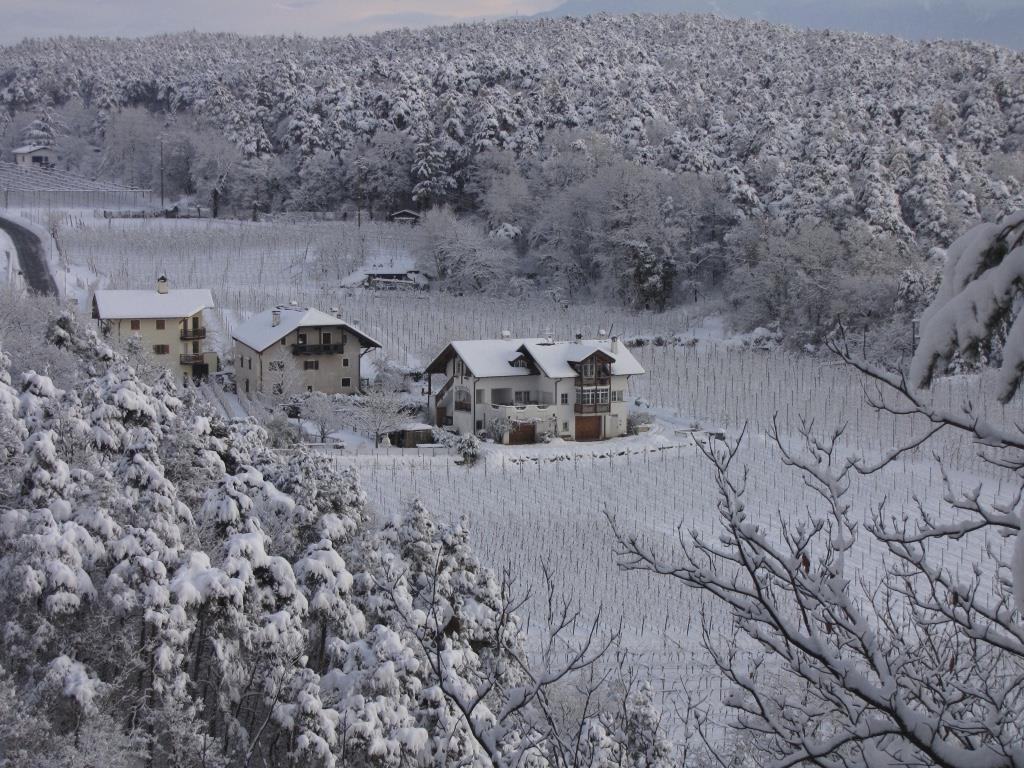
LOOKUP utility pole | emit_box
[159,137,165,209]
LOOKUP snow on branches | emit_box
[911,209,1024,401]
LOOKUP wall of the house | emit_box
[105,311,217,383]
[233,326,363,396]
[15,149,57,168]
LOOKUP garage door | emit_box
[575,415,602,441]
[509,423,536,445]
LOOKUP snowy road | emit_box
[0,214,57,296]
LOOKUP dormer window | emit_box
[581,361,595,378]
[511,357,531,369]
[297,332,307,346]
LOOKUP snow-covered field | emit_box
[44,210,1020,734]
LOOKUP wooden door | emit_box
[436,406,447,427]
[575,415,602,441]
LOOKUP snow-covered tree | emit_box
[911,209,1024,401]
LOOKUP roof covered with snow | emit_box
[425,338,645,379]
[341,255,427,287]
[520,341,644,378]
[93,288,214,319]
[12,144,53,155]
[231,305,382,353]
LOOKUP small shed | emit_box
[387,422,436,448]
[364,269,428,291]
[389,209,421,225]
[12,145,57,169]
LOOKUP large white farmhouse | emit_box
[424,336,645,443]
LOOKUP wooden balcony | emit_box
[291,343,345,356]
[575,403,611,414]
[180,353,206,365]
[180,327,207,341]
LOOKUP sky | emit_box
[0,0,1019,47]
[0,0,558,43]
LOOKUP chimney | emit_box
[598,328,607,338]
[575,331,583,341]
[156,275,168,295]
[611,335,620,353]
[289,300,298,307]
[272,309,281,327]
[500,330,512,340]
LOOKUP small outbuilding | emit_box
[12,145,57,169]
[387,422,436,448]
[389,209,421,225]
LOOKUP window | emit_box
[297,333,307,346]
[343,358,350,367]
[322,332,332,345]
[342,377,352,388]
[580,361,595,378]
[248,358,252,370]
[304,360,320,371]
[576,387,610,405]
[155,319,165,330]
[455,388,472,412]
[476,420,483,431]
[130,319,141,331]
[612,390,624,402]
[454,358,465,377]
[281,338,286,346]
[562,422,568,431]
[268,361,284,371]
[560,393,569,405]
[153,344,169,355]
[511,357,531,369]
[476,389,486,404]
[245,379,250,393]
[514,391,531,404]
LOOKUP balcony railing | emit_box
[291,343,345,356]
[575,403,611,414]
[180,327,207,341]
[180,353,206,365]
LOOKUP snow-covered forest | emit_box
[2,14,1024,340]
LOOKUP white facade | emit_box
[231,305,381,396]
[425,337,642,443]
[12,145,57,169]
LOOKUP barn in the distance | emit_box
[12,145,57,169]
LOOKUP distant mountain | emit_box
[537,0,1024,49]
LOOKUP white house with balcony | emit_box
[424,336,644,443]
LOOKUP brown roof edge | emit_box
[424,343,458,375]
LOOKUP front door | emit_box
[436,406,447,427]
